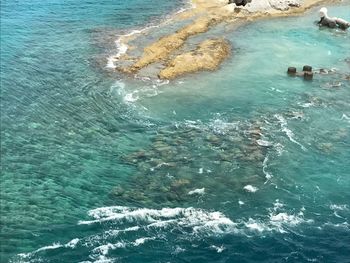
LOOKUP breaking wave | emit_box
[15,204,318,262]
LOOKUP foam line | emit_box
[275,114,306,151]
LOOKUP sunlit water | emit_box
[1,1,350,262]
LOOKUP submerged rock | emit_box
[111,186,125,197]
[316,142,334,153]
[171,179,190,189]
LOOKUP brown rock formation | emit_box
[126,16,223,73]
[158,38,230,79]
[114,0,340,79]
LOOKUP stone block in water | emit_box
[287,67,297,76]
[303,65,312,72]
[303,71,313,81]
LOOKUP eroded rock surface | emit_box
[159,38,230,79]
[125,16,223,74]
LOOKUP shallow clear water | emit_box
[1,1,350,262]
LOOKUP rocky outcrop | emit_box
[115,0,340,79]
[125,16,223,73]
[269,0,301,11]
[236,0,301,12]
[158,38,230,79]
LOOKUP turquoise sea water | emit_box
[1,0,350,262]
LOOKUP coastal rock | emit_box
[113,0,333,79]
[158,38,230,79]
[124,16,222,73]
[228,0,252,6]
[242,0,300,12]
[240,0,272,12]
[269,0,300,11]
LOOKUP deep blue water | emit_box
[1,0,350,262]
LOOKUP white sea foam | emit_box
[209,119,239,135]
[330,204,348,218]
[17,243,63,259]
[147,219,177,228]
[243,185,258,193]
[298,101,315,108]
[268,210,313,233]
[269,212,312,234]
[341,114,350,122]
[106,38,128,69]
[172,246,186,255]
[263,155,273,181]
[106,26,160,69]
[256,139,273,147]
[245,218,270,232]
[330,204,348,211]
[35,243,63,252]
[94,257,114,263]
[18,238,80,259]
[240,201,313,234]
[91,242,126,263]
[123,91,139,102]
[133,237,155,246]
[66,238,80,248]
[192,212,236,234]
[323,222,350,230]
[188,188,205,195]
[105,1,194,69]
[79,206,236,235]
[92,242,124,255]
[273,199,284,211]
[210,245,226,253]
[113,78,167,104]
[175,7,188,14]
[275,114,306,151]
[103,226,140,238]
[114,80,140,103]
[270,213,303,224]
[154,79,169,87]
[18,203,317,261]
[89,237,157,261]
[274,143,285,156]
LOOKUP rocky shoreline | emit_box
[113,0,340,80]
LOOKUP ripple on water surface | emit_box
[1,2,350,263]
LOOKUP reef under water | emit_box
[1,1,350,262]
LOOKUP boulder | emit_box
[228,0,252,6]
